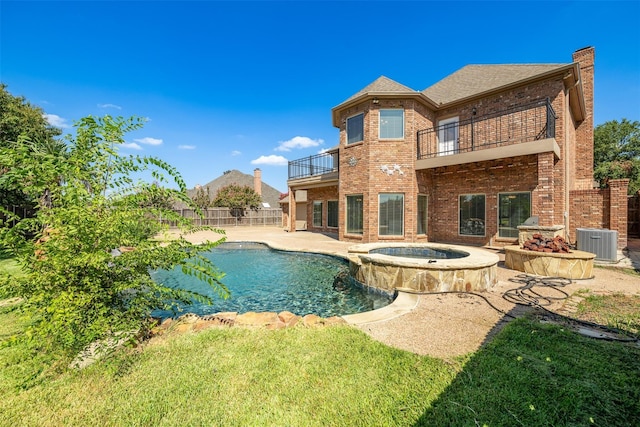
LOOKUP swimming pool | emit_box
[152,242,392,318]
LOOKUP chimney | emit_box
[572,46,595,184]
[253,168,262,196]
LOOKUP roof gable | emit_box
[422,63,571,106]
[340,75,418,104]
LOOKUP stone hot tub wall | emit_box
[504,245,595,279]
[347,243,499,293]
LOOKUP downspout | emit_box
[564,90,571,243]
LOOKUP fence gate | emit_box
[629,192,640,238]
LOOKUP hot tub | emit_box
[348,243,499,293]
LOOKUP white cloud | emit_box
[318,148,330,154]
[43,113,71,128]
[251,155,288,166]
[178,145,196,150]
[134,137,163,146]
[97,103,122,110]
[121,142,142,150]
[275,136,324,152]
[231,150,242,156]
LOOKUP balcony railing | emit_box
[417,98,556,160]
[288,152,339,180]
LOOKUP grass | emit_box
[1,256,639,426]
[0,300,639,426]
[576,292,640,338]
[419,316,640,426]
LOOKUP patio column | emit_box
[288,187,296,233]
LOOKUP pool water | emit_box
[152,242,392,318]
[370,246,469,259]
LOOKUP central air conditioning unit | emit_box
[576,228,618,262]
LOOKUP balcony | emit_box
[416,99,559,169]
[288,151,339,186]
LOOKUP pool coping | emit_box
[348,242,500,270]
[221,239,423,325]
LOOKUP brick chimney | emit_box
[253,168,262,196]
[572,46,595,185]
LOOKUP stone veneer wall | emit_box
[348,243,499,293]
[504,245,595,279]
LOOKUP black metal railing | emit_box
[288,151,339,180]
[417,98,556,160]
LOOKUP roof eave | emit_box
[331,92,438,127]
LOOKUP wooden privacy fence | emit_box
[164,207,283,228]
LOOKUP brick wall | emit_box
[324,48,614,247]
[573,47,595,186]
[307,186,339,233]
[422,155,539,246]
[569,179,629,249]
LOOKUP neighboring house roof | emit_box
[422,63,572,106]
[177,169,282,209]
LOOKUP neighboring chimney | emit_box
[253,168,262,196]
[572,46,595,185]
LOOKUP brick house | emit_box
[284,47,629,249]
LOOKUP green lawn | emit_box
[1,299,638,427]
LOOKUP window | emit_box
[459,194,485,236]
[438,117,459,155]
[379,193,404,236]
[379,109,404,139]
[498,192,531,238]
[347,113,364,144]
[417,194,428,235]
[313,201,323,228]
[346,195,363,234]
[327,200,338,228]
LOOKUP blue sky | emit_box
[1,1,639,193]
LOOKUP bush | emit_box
[0,115,229,355]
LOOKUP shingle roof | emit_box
[340,76,418,104]
[178,170,282,209]
[422,64,571,105]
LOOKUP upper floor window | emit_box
[379,109,404,139]
[347,113,364,144]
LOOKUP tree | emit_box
[212,184,262,209]
[0,84,62,148]
[0,84,64,212]
[594,119,640,194]
[192,186,211,210]
[0,115,228,356]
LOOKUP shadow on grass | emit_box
[414,304,640,426]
